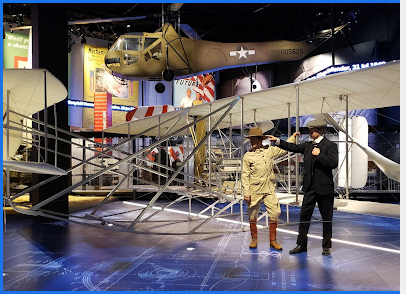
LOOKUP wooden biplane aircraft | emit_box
[3,62,400,234]
[104,22,347,83]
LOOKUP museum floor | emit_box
[3,200,400,291]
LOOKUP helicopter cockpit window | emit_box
[122,37,142,51]
[144,38,159,49]
[124,54,138,65]
[143,38,161,62]
[110,38,122,51]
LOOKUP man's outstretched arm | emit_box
[268,132,305,154]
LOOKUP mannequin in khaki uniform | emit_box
[242,127,298,249]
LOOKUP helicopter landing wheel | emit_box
[162,69,174,81]
[155,82,165,93]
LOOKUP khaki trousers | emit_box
[248,192,281,221]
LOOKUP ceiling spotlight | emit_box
[81,36,87,44]
[17,14,24,26]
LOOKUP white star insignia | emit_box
[236,46,248,59]
[230,47,255,59]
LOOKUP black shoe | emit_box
[289,244,307,254]
[322,248,331,256]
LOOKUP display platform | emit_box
[3,200,399,291]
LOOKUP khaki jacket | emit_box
[242,135,296,206]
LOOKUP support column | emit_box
[186,109,190,186]
[229,114,232,158]
[345,94,349,199]
[287,103,291,194]
[5,91,11,231]
[158,116,161,186]
[127,123,131,188]
[30,4,70,220]
[54,104,58,166]
[295,87,300,204]
[240,96,244,198]
[240,96,244,232]
[208,104,212,194]
[43,70,48,162]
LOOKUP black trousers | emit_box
[297,188,334,248]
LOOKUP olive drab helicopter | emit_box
[104,22,348,84]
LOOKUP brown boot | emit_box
[249,219,258,248]
[269,221,282,250]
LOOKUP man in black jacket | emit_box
[269,119,338,256]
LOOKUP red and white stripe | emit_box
[146,147,159,162]
[185,73,215,103]
[168,146,184,164]
[126,105,175,121]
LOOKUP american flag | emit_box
[184,73,215,103]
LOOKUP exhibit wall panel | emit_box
[3,31,29,69]
[69,37,140,129]
[81,44,139,128]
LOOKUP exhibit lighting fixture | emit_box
[276,228,400,254]
[123,201,265,228]
[17,14,24,26]
[254,3,271,13]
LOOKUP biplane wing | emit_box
[321,112,400,181]
[3,69,68,175]
[104,60,400,137]
[3,68,68,118]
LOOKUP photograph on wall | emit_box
[173,73,215,108]
[95,67,131,99]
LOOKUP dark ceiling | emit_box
[3,3,398,43]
